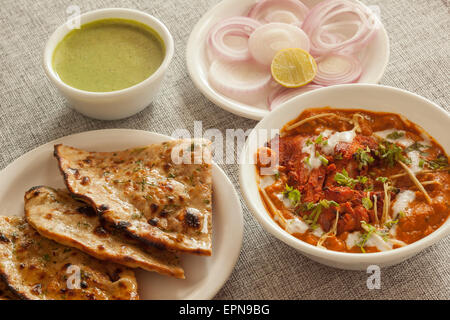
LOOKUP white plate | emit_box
[0,129,243,300]
[240,84,450,270]
[187,0,390,120]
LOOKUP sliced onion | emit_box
[268,84,324,110]
[208,60,272,103]
[248,0,310,24]
[320,29,347,45]
[312,54,362,86]
[248,23,310,66]
[207,17,261,62]
[302,0,379,56]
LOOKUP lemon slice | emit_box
[271,48,317,88]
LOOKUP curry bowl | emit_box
[43,8,174,120]
[240,84,450,270]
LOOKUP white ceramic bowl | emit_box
[240,84,450,270]
[43,8,174,120]
[187,0,390,120]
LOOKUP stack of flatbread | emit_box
[0,139,213,300]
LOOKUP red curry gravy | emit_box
[256,108,449,253]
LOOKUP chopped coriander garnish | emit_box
[357,176,369,184]
[138,178,155,191]
[319,155,329,165]
[334,153,343,160]
[274,171,280,180]
[384,219,398,229]
[386,131,404,140]
[362,197,373,210]
[355,147,374,169]
[304,156,310,166]
[358,221,390,252]
[358,221,376,253]
[283,184,302,207]
[376,176,389,184]
[404,142,429,155]
[131,213,142,219]
[301,200,338,229]
[334,169,358,188]
[419,159,425,168]
[376,141,410,167]
[426,155,448,170]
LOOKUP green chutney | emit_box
[52,18,165,92]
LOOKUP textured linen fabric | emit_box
[0,0,449,300]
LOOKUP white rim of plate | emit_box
[0,129,244,300]
[186,0,390,120]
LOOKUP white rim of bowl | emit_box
[43,8,174,97]
[240,84,450,263]
[186,0,390,120]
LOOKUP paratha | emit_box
[54,139,213,255]
[0,278,16,300]
[0,216,139,300]
[24,186,184,279]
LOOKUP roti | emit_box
[0,216,139,300]
[0,278,16,300]
[54,139,213,255]
[24,186,184,278]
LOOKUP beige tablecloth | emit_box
[0,0,449,299]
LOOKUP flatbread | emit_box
[25,186,184,278]
[0,216,139,300]
[54,139,213,255]
[0,278,16,300]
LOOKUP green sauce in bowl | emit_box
[52,18,165,92]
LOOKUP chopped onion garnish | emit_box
[207,17,261,61]
[248,0,310,24]
[248,22,310,66]
[313,54,362,86]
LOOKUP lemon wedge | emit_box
[271,48,317,88]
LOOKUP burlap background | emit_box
[0,0,448,299]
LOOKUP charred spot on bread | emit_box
[0,233,10,243]
[184,208,200,229]
[76,206,96,217]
